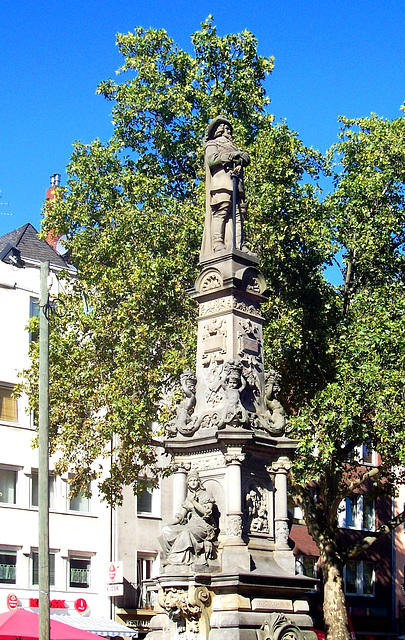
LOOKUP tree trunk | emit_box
[321,552,350,640]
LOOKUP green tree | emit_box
[24,17,274,501]
[20,19,405,640]
[250,113,405,639]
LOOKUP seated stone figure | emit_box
[159,471,217,566]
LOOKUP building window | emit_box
[344,561,375,595]
[362,497,375,530]
[32,551,55,586]
[295,555,318,579]
[29,297,39,343]
[0,552,17,584]
[0,386,18,423]
[345,496,357,528]
[136,553,157,608]
[137,482,160,517]
[69,485,90,513]
[361,445,374,464]
[137,487,153,514]
[340,495,375,531]
[0,468,17,504]
[31,472,55,509]
[69,557,90,588]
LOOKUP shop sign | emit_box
[74,598,88,614]
[7,594,18,610]
[104,583,124,596]
[29,599,66,609]
[106,561,123,584]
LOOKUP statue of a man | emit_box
[200,115,250,259]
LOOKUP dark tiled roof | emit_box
[0,223,69,269]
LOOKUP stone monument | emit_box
[145,116,317,640]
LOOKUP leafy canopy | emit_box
[22,21,405,534]
[24,18,277,502]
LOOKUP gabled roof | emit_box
[0,223,69,269]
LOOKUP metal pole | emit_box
[39,260,50,640]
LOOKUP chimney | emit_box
[45,173,61,202]
[45,174,62,250]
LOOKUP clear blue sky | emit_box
[1,0,404,237]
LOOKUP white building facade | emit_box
[0,224,113,623]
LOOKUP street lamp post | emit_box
[0,246,50,640]
[38,260,50,640]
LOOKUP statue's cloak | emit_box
[200,137,245,261]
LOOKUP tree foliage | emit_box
[19,18,405,640]
[23,18,275,502]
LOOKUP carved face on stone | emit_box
[187,473,201,491]
[228,373,240,389]
[181,370,196,391]
[214,122,232,140]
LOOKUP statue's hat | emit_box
[205,115,233,141]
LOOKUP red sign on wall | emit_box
[74,598,88,614]
[29,599,66,609]
[7,594,18,610]
[105,561,123,584]
[108,564,116,582]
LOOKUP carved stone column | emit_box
[171,462,190,518]
[271,456,291,550]
[224,451,245,542]
[220,450,250,572]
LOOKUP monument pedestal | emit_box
[147,571,316,640]
[148,245,316,640]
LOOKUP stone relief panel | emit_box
[258,613,306,640]
[158,585,210,638]
[201,318,227,370]
[190,455,225,471]
[216,360,249,428]
[245,484,269,534]
[198,295,261,318]
[240,267,268,296]
[238,318,261,357]
[199,297,233,317]
[237,319,264,414]
[233,295,261,317]
[274,521,290,547]
[199,270,222,292]
[227,514,243,538]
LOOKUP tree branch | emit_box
[293,484,325,544]
[370,179,393,215]
[330,466,379,520]
[342,247,356,317]
[331,254,345,277]
[345,466,379,494]
[347,509,405,559]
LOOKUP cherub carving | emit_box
[262,370,287,436]
[217,360,248,427]
[167,369,197,436]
